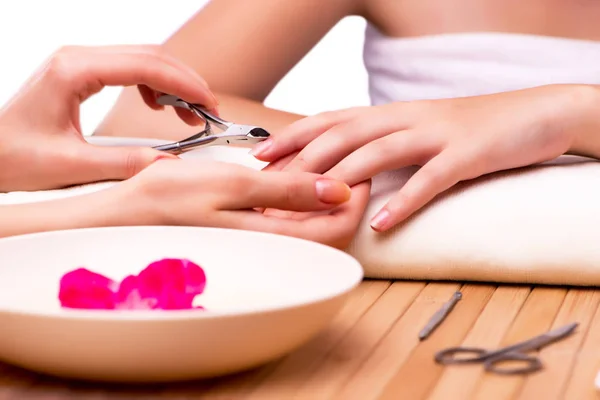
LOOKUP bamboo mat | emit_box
[1,280,599,399]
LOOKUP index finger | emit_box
[218,168,352,212]
[55,45,218,111]
[215,180,371,249]
[251,108,362,162]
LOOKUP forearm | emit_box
[94,0,360,140]
[95,90,304,141]
[162,0,359,101]
[0,185,152,239]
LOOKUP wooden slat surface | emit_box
[1,280,600,399]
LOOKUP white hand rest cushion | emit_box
[3,137,599,286]
[348,156,600,286]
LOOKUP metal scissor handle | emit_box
[434,322,578,375]
[434,347,542,375]
[157,94,231,132]
[152,95,270,154]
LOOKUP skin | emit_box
[94,0,600,236]
[0,45,215,192]
[0,45,361,247]
[0,160,357,245]
[96,0,600,142]
[257,84,600,230]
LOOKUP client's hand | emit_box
[251,84,600,232]
[0,45,217,192]
[118,159,361,248]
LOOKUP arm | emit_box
[0,186,142,239]
[95,0,363,140]
[0,160,357,247]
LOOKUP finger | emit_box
[174,107,204,126]
[81,45,211,89]
[370,154,463,232]
[261,177,370,231]
[137,84,204,126]
[72,143,177,182]
[258,151,313,217]
[250,108,364,162]
[219,170,352,212]
[256,152,299,213]
[137,85,163,111]
[47,45,217,110]
[215,180,371,249]
[325,129,438,186]
[261,151,299,172]
[280,109,412,175]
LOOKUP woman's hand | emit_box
[0,159,359,246]
[251,84,600,231]
[118,159,366,248]
[0,45,217,192]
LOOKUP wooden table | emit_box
[1,280,599,399]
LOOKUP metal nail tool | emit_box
[419,291,462,341]
[151,95,270,155]
[434,322,578,375]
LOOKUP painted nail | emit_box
[370,209,391,231]
[315,179,351,204]
[249,139,273,157]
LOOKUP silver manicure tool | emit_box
[151,95,270,155]
[435,322,578,375]
[419,291,462,341]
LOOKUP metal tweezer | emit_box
[151,95,270,155]
[419,291,462,341]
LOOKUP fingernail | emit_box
[370,209,391,231]
[249,139,273,157]
[315,179,351,204]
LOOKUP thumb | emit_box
[76,144,176,182]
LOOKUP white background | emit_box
[0,1,370,134]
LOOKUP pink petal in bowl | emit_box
[59,268,119,310]
[59,258,207,311]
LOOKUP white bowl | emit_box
[0,226,363,383]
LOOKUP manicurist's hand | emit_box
[251,84,600,232]
[0,45,217,192]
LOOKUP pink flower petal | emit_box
[59,259,207,311]
[136,258,206,309]
[139,258,206,295]
[59,268,118,310]
[115,275,157,310]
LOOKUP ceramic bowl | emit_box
[0,226,363,382]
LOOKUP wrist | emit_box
[106,180,166,226]
[116,174,171,226]
[563,84,600,159]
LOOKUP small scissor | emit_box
[434,322,578,375]
[151,95,270,155]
